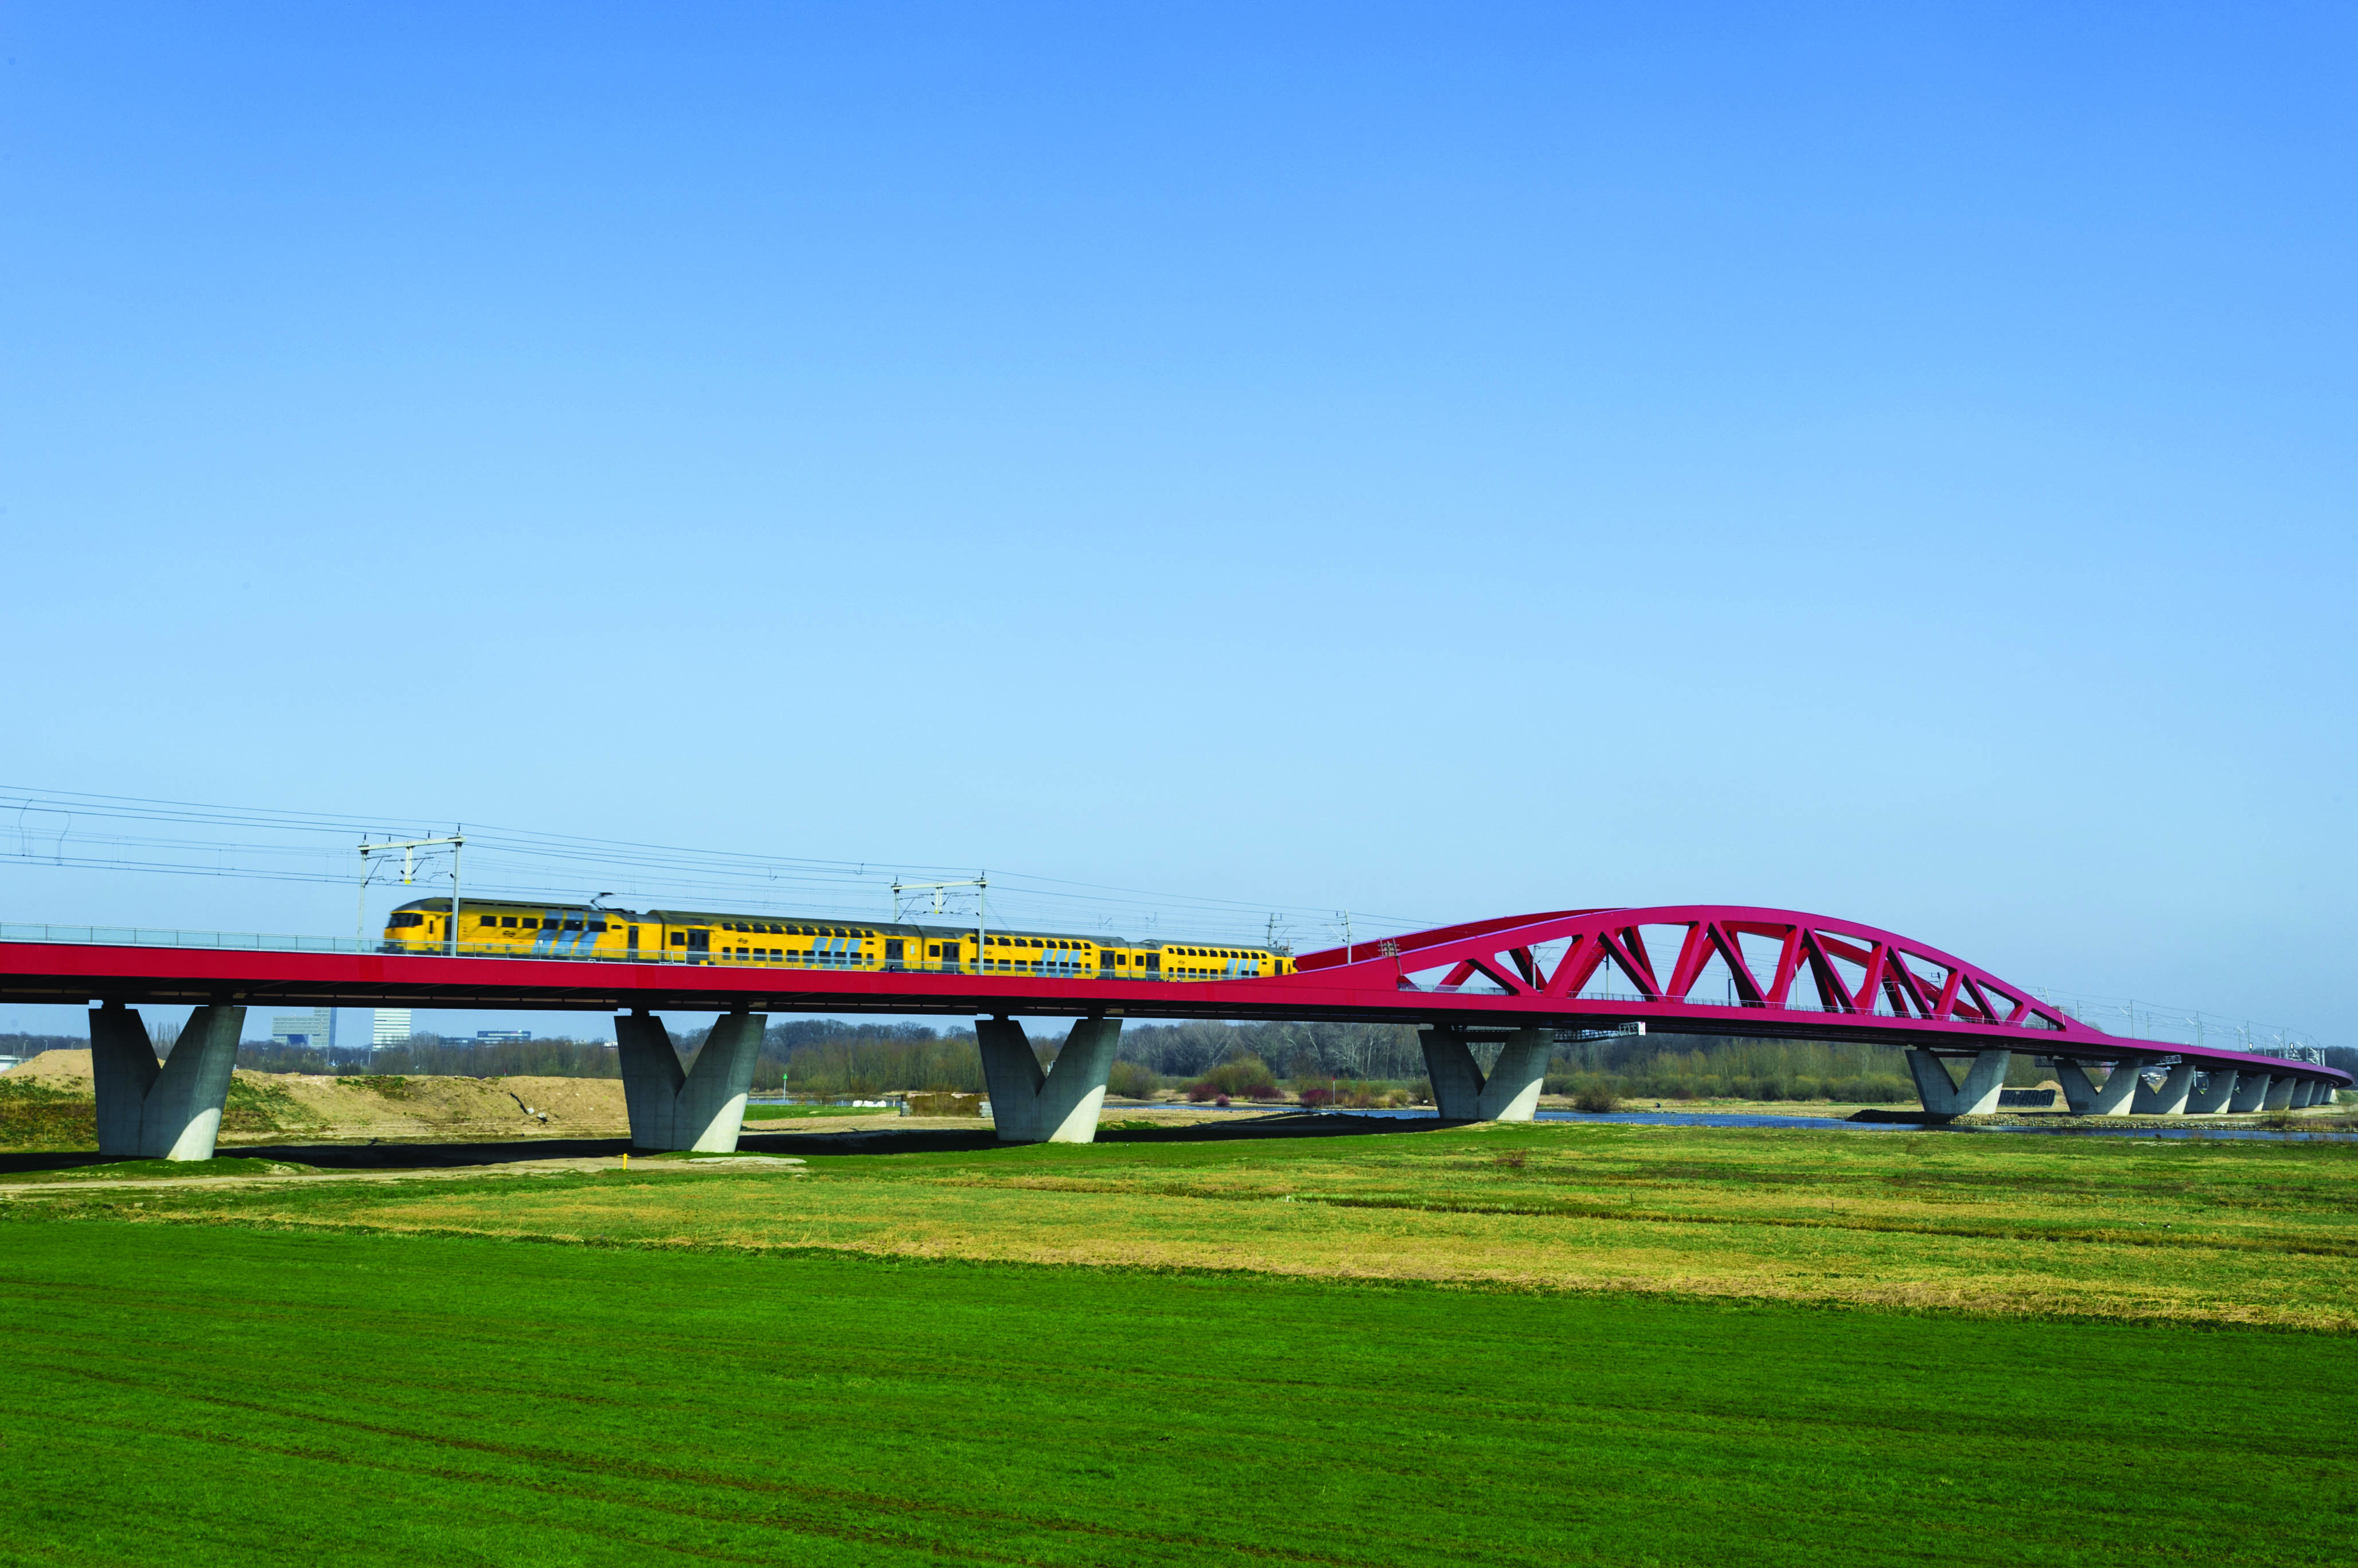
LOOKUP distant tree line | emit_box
[0,1033,85,1059]
[236,1035,623,1078]
[15,1020,2338,1106]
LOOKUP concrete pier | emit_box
[87,1001,245,1160]
[2228,1072,2275,1114]
[2054,1058,2146,1117]
[1421,1025,1552,1121]
[614,1009,765,1152]
[2184,1070,2238,1114]
[975,1016,1122,1143]
[2262,1075,2298,1112]
[1904,1049,2010,1117]
[2130,1061,2196,1116]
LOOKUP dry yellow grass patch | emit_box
[142,1122,2358,1331]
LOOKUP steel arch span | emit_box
[1274,905,2349,1089]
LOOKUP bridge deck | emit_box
[0,932,2343,1089]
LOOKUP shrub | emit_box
[1106,1060,1158,1100]
[1298,1086,1335,1108]
[1573,1085,1620,1113]
[1184,1054,1279,1102]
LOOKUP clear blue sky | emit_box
[2,4,2351,1045]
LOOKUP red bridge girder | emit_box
[0,904,2343,1089]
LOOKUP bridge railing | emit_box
[0,924,1257,984]
[0,922,377,956]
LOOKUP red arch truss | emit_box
[1277,905,2346,1086]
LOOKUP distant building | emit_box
[372,1008,414,1047]
[270,1009,335,1050]
[474,1029,532,1043]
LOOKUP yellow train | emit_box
[382,898,1294,980]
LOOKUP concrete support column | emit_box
[1420,1026,1552,1121]
[2262,1076,2298,1112]
[2055,1058,2146,1117]
[2228,1073,2275,1114]
[1904,1049,2010,1117]
[2184,1071,2236,1115]
[975,1016,1121,1143]
[2131,1061,2196,1116]
[614,1010,765,1151]
[88,1002,245,1160]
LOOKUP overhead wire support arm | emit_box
[892,873,987,972]
[358,830,465,956]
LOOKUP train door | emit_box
[885,938,904,970]
[686,928,710,964]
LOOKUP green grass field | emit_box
[3,1120,2352,1565]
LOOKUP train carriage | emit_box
[382,898,1294,980]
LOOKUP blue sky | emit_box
[2,3,2352,1046]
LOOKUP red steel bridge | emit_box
[3,904,2343,1157]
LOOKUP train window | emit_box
[670,932,688,945]
[564,920,583,931]
[474,916,494,928]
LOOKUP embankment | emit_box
[0,1050,628,1148]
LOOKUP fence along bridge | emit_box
[1,904,2343,1159]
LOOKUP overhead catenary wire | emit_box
[0,784,1434,949]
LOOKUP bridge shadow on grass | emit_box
[744,1110,1439,1159]
[0,1112,1435,1175]
[0,1137,643,1176]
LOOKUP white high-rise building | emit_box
[372,1008,414,1047]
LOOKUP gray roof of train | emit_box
[392,898,1270,952]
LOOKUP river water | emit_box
[1322,1106,2357,1143]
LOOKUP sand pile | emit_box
[4,1049,100,1087]
[2,1051,628,1143]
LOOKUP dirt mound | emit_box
[259,1073,627,1139]
[4,1049,97,1085]
[2,1053,627,1144]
